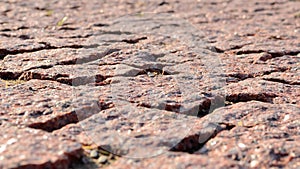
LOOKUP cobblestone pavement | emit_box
[0,0,299,168]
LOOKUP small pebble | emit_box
[90,150,99,159]
[238,143,247,149]
[250,160,259,168]
[98,155,108,164]
[283,114,290,121]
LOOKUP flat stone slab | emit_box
[201,101,300,168]
[225,78,300,105]
[78,104,200,158]
[103,101,300,168]
[0,79,75,131]
[0,79,112,131]
[0,123,82,169]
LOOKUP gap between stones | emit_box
[262,77,300,86]
[227,67,288,81]
[0,43,83,59]
[207,43,251,53]
[208,45,300,63]
[28,110,79,132]
[0,72,111,87]
[0,41,119,60]
[171,122,235,153]
[19,72,111,86]
[236,50,300,59]
[0,48,121,82]
[0,25,29,32]
[136,97,215,118]
[28,101,114,132]
[225,93,278,104]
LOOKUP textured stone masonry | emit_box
[0,0,299,168]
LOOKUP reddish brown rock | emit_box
[263,71,300,85]
[53,123,94,146]
[76,104,199,158]
[0,47,121,80]
[103,101,300,168]
[0,123,83,169]
[0,79,112,132]
[201,101,300,168]
[225,78,300,105]
[1,0,299,168]
[0,79,75,130]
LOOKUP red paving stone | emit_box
[0,0,299,168]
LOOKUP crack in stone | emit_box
[98,30,132,35]
[207,43,253,53]
[136,68,171,77]
[136,96,224,118]
[93,23,110,27]
[0,42,117,60]
[58,33,94,39]
[206,46,224,53]
[28,111,79,132]
[0,26,29,32]
[235,50,300,61]
[227,67,288,82]
[267,50,300,59]
[226,93,278,104]
[235,50,266,55]
[262,78,300,86]
[73,48,121,65]
[1,48,120,84]
[121,36,147,44]
[18,71,111,86]
[170,122,235,153]
[0,33,33,40]
[28,101,114,132]
[206,46,300,60]
[0,43,85,59]
[0,71,22,80]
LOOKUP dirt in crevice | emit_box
[70,145,119,169]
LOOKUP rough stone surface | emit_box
[0,0,299,168]
[0,123,83,169]
[0,79,76,130]
[200,101,300,168]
